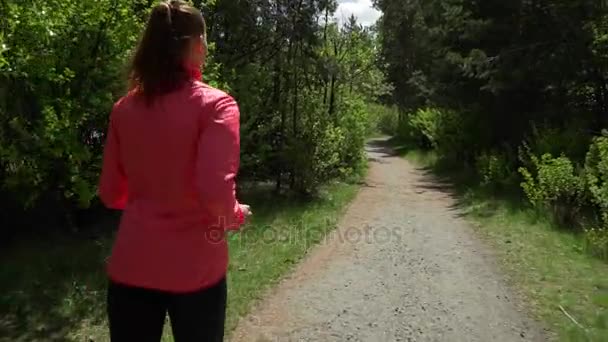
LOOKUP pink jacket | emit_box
[99,81,244,292]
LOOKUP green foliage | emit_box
[522,122,591,164]
[286,94,370,195]
[585,226,608,260]
[378,105,400,136]
[582,136,608,259]
[291,121,346,194]
[285,93,345,194]
[519,154,584,212]
[366,103,399,136]
[586,136,608,221]
[517,136,608,249]
[338,96,368,168]
[475,151,516,190]
[376,0,608,169]
[1,0,145,227]
[407,107,442,149]
[407,107,478,161]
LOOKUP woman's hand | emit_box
[239,204,253,218]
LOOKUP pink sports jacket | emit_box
[99,80,244,292]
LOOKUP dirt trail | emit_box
[230,138,548,342]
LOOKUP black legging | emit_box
[107,278,227,342]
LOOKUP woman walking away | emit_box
[98,1,251,341]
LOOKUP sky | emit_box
[335,0,381,27]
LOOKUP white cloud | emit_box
[335,0,381,27]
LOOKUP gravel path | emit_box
[230,138,548,342]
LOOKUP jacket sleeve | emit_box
[98,107,129,209]
[196,94,244,230]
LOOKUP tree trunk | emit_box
[328,75,336,117]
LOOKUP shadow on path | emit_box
[367,138,470,218]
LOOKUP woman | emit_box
[98,1,250,341]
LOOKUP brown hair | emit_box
[129,1,206,103]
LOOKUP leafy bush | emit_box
[519,154,585,225]
[585,136,608,221]
[407,107,479,162]
[580,136,608,259]
[366,103,399,136]
[0,0,144,228]
[284,92,370,195]
[407,107,441,148]
[518,135,608,251]
[476,151,517,190]
[338,96,368,172]
[287,119,345,195]
[288,95,372,195]
[379,106,400,136]
[584,227,608,260]
[521,121,591,164]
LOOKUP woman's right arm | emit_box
[196,94,244,230]
[99,106,129,210]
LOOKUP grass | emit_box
[390,139,608,342]
[0,181,359,342]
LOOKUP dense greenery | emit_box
[375,0,608,258]
[0,0,388,235]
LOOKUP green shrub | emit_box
[407,107,479,162]
[476,151,517,189]
[361,102,402,137]
[367,104,399,136]
[408,107,440,148]
[396,113,413,140]
[338,96,368,172]
[286,91,370,195]
[519,154,585,225]
[379,107,399,136]
[585,136,608,221]
[521,121,591,164]
[584,227,608,260]
[287,120,345,195]
[580,136,608,259]
[518,135,608,249]
[0,0,144,218]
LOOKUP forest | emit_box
[0,0,389,238]
[375,0,608,258]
